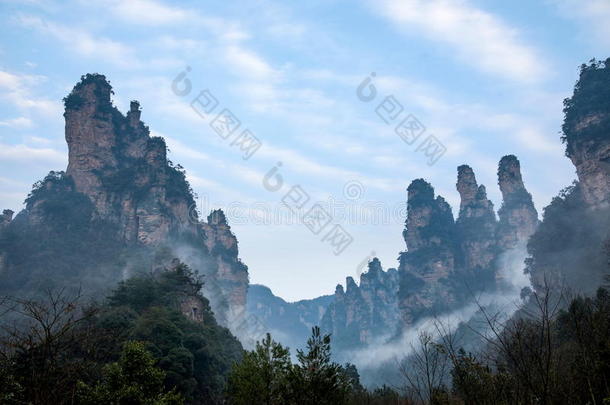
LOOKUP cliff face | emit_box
[62,75,193,244]
[563,59,610,210]
[321,258,399,349]
[397,156,538,326]
[0,74,248,331]
[201,210,249,327]
[527,59,610,295]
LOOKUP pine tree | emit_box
[227,333,291,405]
[76,341,183,405]
[289,326,350,405]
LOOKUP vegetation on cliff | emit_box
[562,58,610,154]
[0,262,242,404]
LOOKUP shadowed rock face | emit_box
[0,74,249,330]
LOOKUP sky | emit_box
[0,0,609,302]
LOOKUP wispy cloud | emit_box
[15,15,140,68]
[0,142,65,166]
[550,0,610,47]
[106,0,192,26]
[0,116,33,128]
[0,70,61,116]
[368,0,548,83]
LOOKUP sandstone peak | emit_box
[208,209,228,226]
[497,155,538,249]
[366,257,382,274]
[63,73,113,112]
[407,178,434,204]
[457,164,478,211]
[562,59,610,208]
[0,73,250,332]
[345,276,358,292]
[498,155,527,201]
[1,209,13,222]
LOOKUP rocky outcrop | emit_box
[322,258,399,349]
[526,59,610,296]
[397,158,538,327]
[0,74,249,331]
[0,210,12,230]
[562,59,610,210]
[201,210,249,329]
[63,76,193,244]
[398,179,457,325]
[455,165,496,273]
[497,155,539,250]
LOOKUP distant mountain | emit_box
[247,284,333,351]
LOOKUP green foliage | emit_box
[446,288,610,405]
[227,333,292,405]
[0,360,23,404]
[562,58,610,155]
[450,349,513,405]
[526,182,610,292]
[227,327,354,405]
[77,341,183,405]
[63,73,114,111]
[290,326,351,405]
[553,288,610,404]
[109,263,203,312]
[0,171,126,296]
[166,161,196,206]
[98,263,243,404]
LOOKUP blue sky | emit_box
[1,0,609,301]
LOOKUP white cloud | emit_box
[0,142,65,166]
[0,70,61,116]
[550,0,610,46]
[369,0,548,83]
[161,134,212,161]
[24,135,54,145]
[0,117,33,128]
[100,0,249,42]
[515,127,563,154]
[16,15,139,68]
[257,143,403,192]
[224,45,277,80]
[107,0,191,25]
[371,73,563,155]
